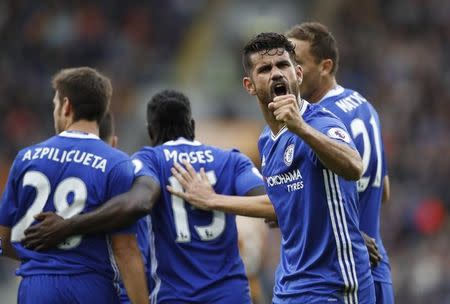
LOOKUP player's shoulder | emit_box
[258,125,272,145]
[133,145,157,156]
[196,143,246,162]
[14,135,58,160]
[322,85,378,115]
[303,100,341,123]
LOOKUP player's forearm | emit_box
[294,123,363,180]
[3,246,20,261]
[209,194,277,220]
[0,226,20,261]
[112,235,149,304]
[66,177,160,236]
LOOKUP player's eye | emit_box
[257,65,270,73]
[278,61,290,68]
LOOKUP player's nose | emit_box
[271,70,284,81]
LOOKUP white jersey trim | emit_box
[106,236,122,295]
[299,99,308,116]
[59,130,100,140]
[148,216,161,303]
[270,125,288,141]
[318,85,345,103]
[323,170,358,304]
[163,137,202,146]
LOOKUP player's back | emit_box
[133,137,264,304]
[320,85,391,283]
[5,130,135,280]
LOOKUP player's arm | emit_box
[0,159,20,260]
[0,226,19,261]
[22,176,160,251]
[112,233,149,304]
[382,175,390,204]
[168,161,276,220]
[269,95,362,180]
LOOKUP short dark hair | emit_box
[99,111,114,142]
[52,67,112,123]
[285,22,339,74]
[147,90,194,145]
[242,32,296,75]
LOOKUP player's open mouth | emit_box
[273,83,287,96]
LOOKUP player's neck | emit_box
[65,120,99,136]
[310,77,337,103]
[259,100,286,135]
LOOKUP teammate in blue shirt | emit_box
[0,67,148,304]
[99,112,152,304]
[22,89,271,304]
[286,22,393,304]
[169,33,375,304]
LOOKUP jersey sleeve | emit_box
[307,109,357,165]
[231,150,265,196]
[131,150,161,186]
[314,111,356,148]
[105,159,137,235]
[0,158,20,227]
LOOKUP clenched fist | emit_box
[268,94,306,133]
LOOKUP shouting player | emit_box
[0,67,148,303]
[168,33,375,303]
[285,22,393,303]
[22,89,273,303]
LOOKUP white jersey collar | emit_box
[59,130,100,140]
[163,137,202,146]
[318,85,345,103]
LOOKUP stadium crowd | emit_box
[0,0,449,303]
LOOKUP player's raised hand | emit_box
[268,94,306,133]
[22,212,69,251]
[167,160,216,210]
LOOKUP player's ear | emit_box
[147,123,155,145]
[190,119,196,139]
[62,97,71,117]
[320,59,333,76]
[111,135,118,148]
[243,77,256,96]
[295,64,303,85]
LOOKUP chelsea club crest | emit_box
[284,144,295,166]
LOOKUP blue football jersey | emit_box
[259,101,374,303]
[132,137,264,304]
[0,131,136,283]
[320,85,391,284]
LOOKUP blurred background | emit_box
[0,0,449,303]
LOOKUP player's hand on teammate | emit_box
[361,232,382,267]
[22,212,68,251]
[268,94,306,133]
[167,160,215,210]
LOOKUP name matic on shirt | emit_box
[22,147,108,172]
[266,169,304,192]
[335,92,367,113]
